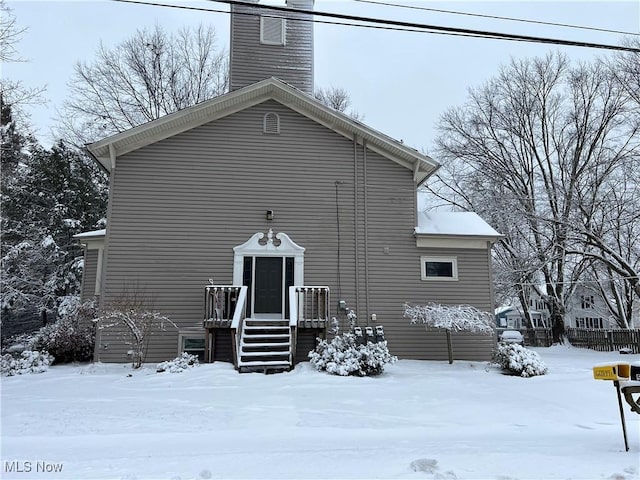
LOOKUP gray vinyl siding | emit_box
[80,249,99,302]
[230,2,313,94]
[99,100,494,363]
[295,328,323,364]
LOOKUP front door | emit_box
[254,257,283,315]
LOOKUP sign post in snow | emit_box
[592,362,637,452]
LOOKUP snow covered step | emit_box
[240,350,290,357]
[238,360,291,367]
[241,342,290,348]
[243,325,289,331]
[242,333,290,339]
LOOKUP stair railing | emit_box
[230,286,248,369]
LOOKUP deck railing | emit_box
[204,285,245,326]
[203,285,247,367]
[289,286,330,327]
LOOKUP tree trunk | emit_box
[446,330,454,364]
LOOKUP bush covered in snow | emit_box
[28,301,97,363]
[309,333,397,376]
[156,352,199,373]
[492,343,548,378]
[1,350,54,376]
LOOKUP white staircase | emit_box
[238,318,292,372]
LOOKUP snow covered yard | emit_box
[2,346,639,480]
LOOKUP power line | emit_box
[210,0,639,52]
[108,0,533,43]
[110,0,640,52]
[353,0,640,38]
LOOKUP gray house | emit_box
[77,0,501,371]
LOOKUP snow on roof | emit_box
[73,229,106,239]
[415,211,502,237]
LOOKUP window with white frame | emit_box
[421,256,458,281]
[260,16,286,45]
[178,334,206,361]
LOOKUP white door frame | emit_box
[233,229,305,317]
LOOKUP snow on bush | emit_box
[492,343,548,378]
[1,350,54,376]
[29,301,97,364]
[156,353,199,373]
[404,303,494,333]
[309,333,397,377]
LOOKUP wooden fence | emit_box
[567,328,640,354]
[496,328,553,347]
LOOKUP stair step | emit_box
[240,350,290,357]
[242,342,290,348]
[242,334,290,339]
[243,325,289,333]
[238,360,291,367]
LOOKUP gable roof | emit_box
[86,77,439,184]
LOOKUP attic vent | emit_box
[263,112,280,134]
[261,16,286,45]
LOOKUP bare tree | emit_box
[96,287,176,369]
[57,24,228,145]
[0,0,45,123]
[426,52,639,342]
[404,303,494,364]
[315,86,362,121]
[0,0,26,63]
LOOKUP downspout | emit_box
[363,139,370,325]
[353,134,360,316]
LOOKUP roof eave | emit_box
[414,232,504,242]
[86,77,441,180]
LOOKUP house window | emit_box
[178,334,206,361]
[421,256,458,281]
[263,112,280,134]
[576,317,604,329]
[261,16,286,45]
[581,295,595,309]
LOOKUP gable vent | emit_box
[263,112,280,134]
[261,16,286,45]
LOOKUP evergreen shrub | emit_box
[492,343,548,378]
[309,333,397,376]
[156,352,199,373]
[28,301,97,364]
[1,350,54,376]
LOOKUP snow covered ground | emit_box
[2,345,639,480]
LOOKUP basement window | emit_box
[263,112,280,134]
[178,334,206,362]
[421,256,458,281]
[261,16,286,45]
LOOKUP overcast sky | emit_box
[4,0,639,153]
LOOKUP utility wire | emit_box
[354,0,640,38]
[109,0,535,43]
[110,0,640,52]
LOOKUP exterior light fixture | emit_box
[266,210,274,221]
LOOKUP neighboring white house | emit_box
[565,286,613,329]
[495,284,549,330]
